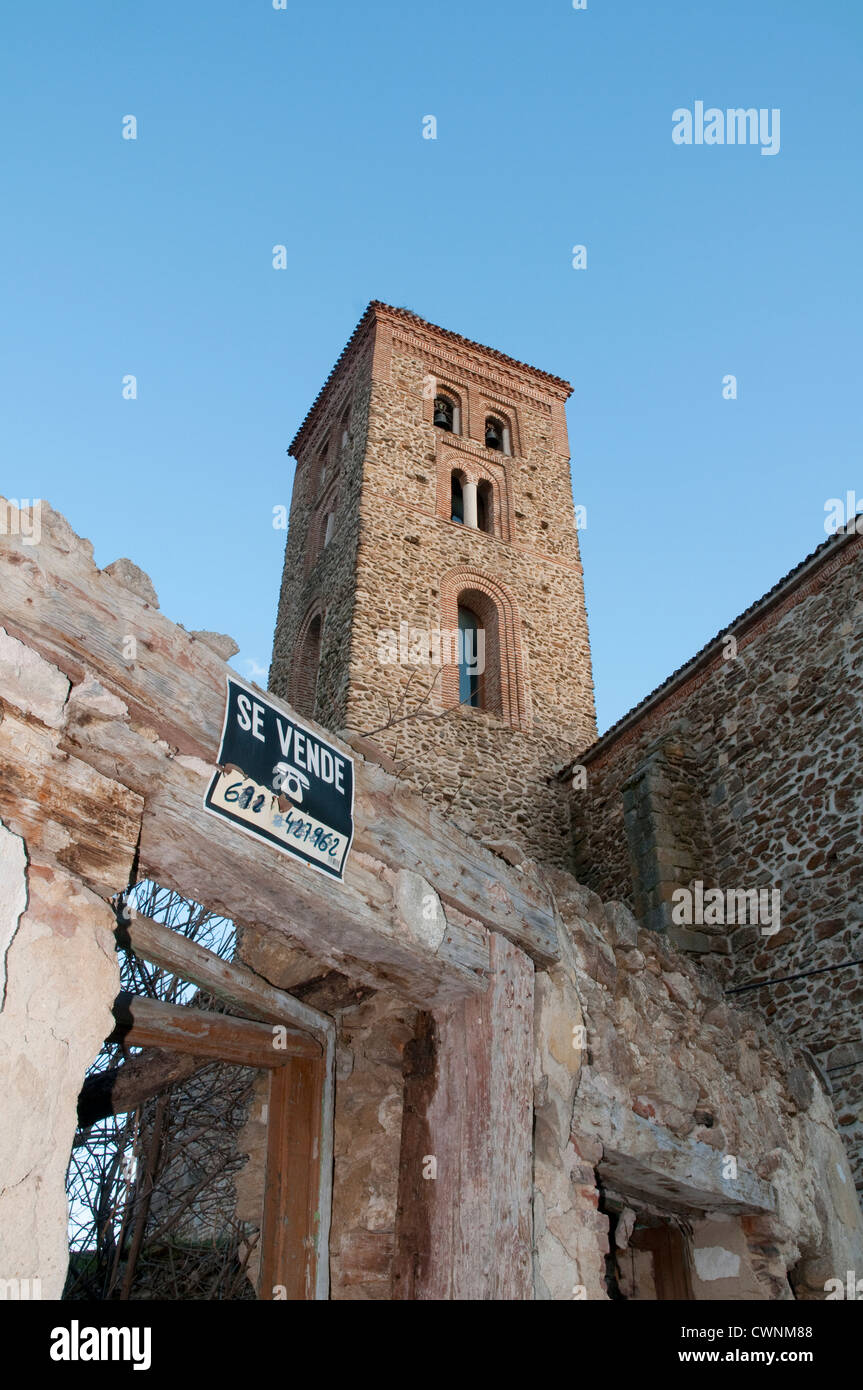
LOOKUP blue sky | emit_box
[1,1,860,731]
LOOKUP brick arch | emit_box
[439,568,529,729]
[304,508,326,578]
[424,377,468,437]
[480,398,520,455]
[289,600,325,719]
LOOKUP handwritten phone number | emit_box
[223,781,342,860]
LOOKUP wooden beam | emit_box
[119,910,333,1037]
[0,501,558,983]
[260,1057,325,1300]
[393,933,535,1300]
[351,765,557,963]
[0,706,141,899]
[108,993,322,1067]
[65,700,487,1007]
[76,1047,206,1129]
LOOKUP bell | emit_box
[434,399,453,431]
[485,421,503,450]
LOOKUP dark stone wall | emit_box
[569,534,863,1190]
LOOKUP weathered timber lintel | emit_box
[108,992,321,1067]
[76,1048,207,1130]
[118,909,332,1039]
[0,500,559,1008]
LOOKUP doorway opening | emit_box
[64,880,330,1300]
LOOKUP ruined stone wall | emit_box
[3,494,860,1304]
[534,874,863,1300]
[568,534,863,1191]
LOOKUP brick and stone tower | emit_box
[270,302,596,863]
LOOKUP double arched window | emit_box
[431,391,514,454]
[450,470,494,535]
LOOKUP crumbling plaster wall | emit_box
[532,871,863,1300]
[0,628,136,1299]
[0,851,120,1298]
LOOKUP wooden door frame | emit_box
[260,1058,326,1300]
[628,1222,694,1301]
[111,908,336,1300]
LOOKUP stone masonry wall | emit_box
[619,731,715,939]
[568,534,863,1192]
[269,329,374,733]
[534,873,863,1300]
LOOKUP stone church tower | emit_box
[270,302,596,862]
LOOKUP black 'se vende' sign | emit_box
[204,676,354,880]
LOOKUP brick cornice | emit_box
[391,329,563,408]
[290,302,572,459]
[290,313,376,459]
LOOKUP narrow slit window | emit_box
[451,473,464,524]
[477,480,493,534]
[458,605,482,707]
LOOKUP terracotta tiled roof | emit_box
[289,301,573,457]
[558,521,863,774]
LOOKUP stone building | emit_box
[265,303,863,1294]
[270,301,595,865]
[562,521,863,1195]
[0,308,860,1302]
